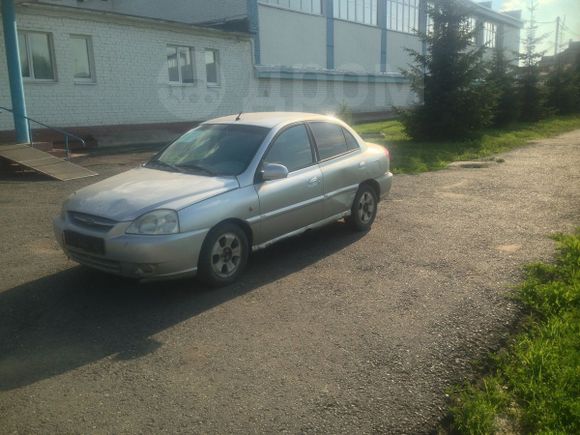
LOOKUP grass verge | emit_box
[354,115,580,174]
[446,230,580,434]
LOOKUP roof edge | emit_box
[16,1,252,40]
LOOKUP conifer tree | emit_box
[518,0,546,121]
[487,47,520,126]
[401,0,496,140]
[546,61,577,115]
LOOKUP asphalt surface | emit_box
[0,131,579,434]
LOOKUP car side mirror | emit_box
[261,163,289,181]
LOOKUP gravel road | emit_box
[1,131,579,434]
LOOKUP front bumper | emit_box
[53,216,208,280]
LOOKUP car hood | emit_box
[65,167,239,221]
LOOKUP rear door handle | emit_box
[359,161,366,168]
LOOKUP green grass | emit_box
[354,115,580,174]
[447,230,580,434]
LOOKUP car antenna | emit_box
[235,111,243,121]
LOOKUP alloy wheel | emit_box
[210,232,242,278]
[358,191,375,224]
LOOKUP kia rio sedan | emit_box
[54,112,392,286]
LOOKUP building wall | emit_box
[0,2,521,138]
[502,23,520,61]
[119,0,248,24]
[0,8,256,131]
[386,31,422,73]
[258,4,326,68]
[334,20,381,73]
[247,78,415,114]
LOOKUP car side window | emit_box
[263,124,314,172]
[309,122,349,160]
[343,128,360,150]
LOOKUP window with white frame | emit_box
[205,49,219,86]
[426,14,433,35]
[483,22,497,48]
[466,17,478,44]
[71,35,95,82]
[260,0,323,15]
[167,45,195,84]
[18,31,56,80]
[386,0,419,34]
[333,0,378,26]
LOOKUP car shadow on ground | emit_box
[0,221,364,391]
[0,165,54,181]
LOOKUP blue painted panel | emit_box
[247,0,261,65]
[378,0,387,73]
[325,0,334,69]
[419,0,427,58]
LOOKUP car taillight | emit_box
[383,146,390,161]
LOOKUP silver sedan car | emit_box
[54,112,392,286]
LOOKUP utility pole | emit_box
[554,16,560,56]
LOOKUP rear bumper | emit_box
[53,217,208,280]
[376,172,393,200]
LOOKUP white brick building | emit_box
[0,0,522,145]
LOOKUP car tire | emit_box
[347,184,378,232]
[198,222,249,287]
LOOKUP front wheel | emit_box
[347,184,378,232]
[198,223,249,287]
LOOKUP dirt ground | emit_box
[0,131,579,434]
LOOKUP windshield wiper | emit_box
[145,160,185,173]
[175,163,216,176]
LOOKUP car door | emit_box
[309,122,369,218]
[254,123,325,245]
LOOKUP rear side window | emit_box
[264,124,314,172]
[343,128,360,150]
[309,122,348,160]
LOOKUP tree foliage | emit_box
[518,0,546,121]
[400,0,496,141]
[487,47,520,126]
[546,65,578,115]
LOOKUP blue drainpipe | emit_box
[1,0,30,143]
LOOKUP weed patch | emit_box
[354,115,580,174]
[447,230,580,434]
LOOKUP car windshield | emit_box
[147,124,270,176]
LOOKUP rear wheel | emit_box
[198,223,249,287]
[347,184,378,232]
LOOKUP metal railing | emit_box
[0,105,86,160]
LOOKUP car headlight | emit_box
[126,210,180,235]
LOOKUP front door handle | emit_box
[359,161,366,168]
[308,176,320,185]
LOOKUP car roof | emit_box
[204,112,344,129]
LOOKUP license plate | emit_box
[64,230,105,255]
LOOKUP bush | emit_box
[336,101,353,125]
